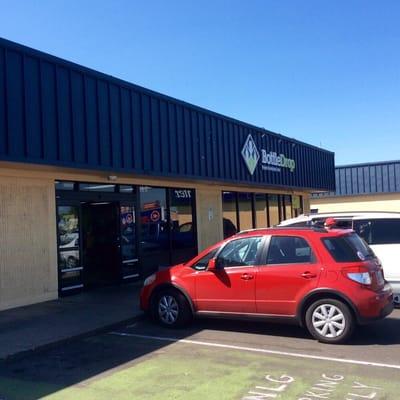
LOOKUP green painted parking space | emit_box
[0,332,398,400]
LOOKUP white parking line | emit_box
[109,331,400,370]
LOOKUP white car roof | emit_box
[280,211,400,226]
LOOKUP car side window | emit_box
[266,236,314,265]
[192,248,219,271]
[217,237,263,268]
[354,219,400,245]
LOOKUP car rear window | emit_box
[322,233,375,262]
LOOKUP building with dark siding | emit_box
[0,37,334,310]
[311,160,400,213]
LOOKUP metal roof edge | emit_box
[336,160,400,169]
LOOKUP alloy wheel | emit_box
[312,304,346,338]
[158,295,179,325]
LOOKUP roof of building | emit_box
[312,160,400,198]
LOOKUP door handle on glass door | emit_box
[241,273,254,280]
[301,271,317,279]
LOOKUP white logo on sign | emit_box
[241,134,260,175]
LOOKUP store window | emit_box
[254,193,268,228]
[222,192,238,238]
[268,194,280,226]
[292,195,303,217]
[284,195,292,220]
[238,192,254,231]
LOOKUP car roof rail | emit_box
[237,226,328,235]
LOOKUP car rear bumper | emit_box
[357,284,394,324]
[388,281,400,305]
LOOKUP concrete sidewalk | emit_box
[0,282,144,360]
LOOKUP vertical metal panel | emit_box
[84,76,99,166]
[210,117,218,177]
[24,56,42,159]
[41,61,58,160]
[70,71,86,164]
[232,124,239,181]
[216,118,224,178]
[395,164,400,192]
[159,99,169,173]
[357,167,364,193]
[56,66,73,162]
[109,84,122,168]
[363,166,370,194]
[376,165,383,192]
[6,50,25,157]
[334,169,340,195]
[388,164,395,192]
[191,110,200,176]
[175,104,185,174]
[167,102,177,174]
[204,114,212,177]
[141,94,151,171]
[339,168,346,195]
[131,91,143,171]
[370,166,377,193]
[183,108,192,175]
[150,97,161,172]
[198,112,206,176]
[97,80,111,166]
[120,88,133,169]
[0,47,6,155]
[351,168,358,194]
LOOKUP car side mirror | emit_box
[207,258,217,271]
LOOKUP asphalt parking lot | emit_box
[0,309,399,400]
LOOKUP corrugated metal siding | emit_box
[313,161,400,197]
[0,38,334,191]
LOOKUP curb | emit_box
[0,312,146,362]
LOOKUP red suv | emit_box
[140,227,394,343]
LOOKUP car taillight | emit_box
[347,272,372,285]
[343,266,372,286]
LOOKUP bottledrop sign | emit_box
[241,134,296,175]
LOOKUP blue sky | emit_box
[0,1,399,165]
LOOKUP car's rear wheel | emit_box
[152,288,192,328]
[305,299,355,344]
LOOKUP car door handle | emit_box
[301,271,317,279]
[241,273,254,280]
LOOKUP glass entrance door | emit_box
[57,205,83,293]
[120,202,139,279]
[82,202,120,287]
[139,187,170,275]
[139,186,198,276]
[170,188,197,265]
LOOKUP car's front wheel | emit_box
[152,288,192,328]
[305,299,355,344]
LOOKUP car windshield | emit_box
[322,233,375,262]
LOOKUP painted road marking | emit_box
[109,331,400,370]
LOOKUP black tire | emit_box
[305,298,355,344]
[151,288,193,328]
